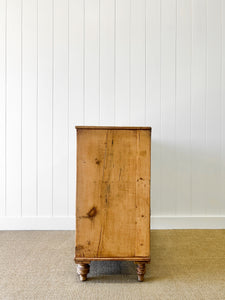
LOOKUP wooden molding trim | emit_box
[74,257,151,263]
[75,126,152,130]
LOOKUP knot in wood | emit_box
[87,206,97,218]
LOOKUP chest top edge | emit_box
[75,126,152,131]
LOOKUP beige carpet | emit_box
[0,230,224,300]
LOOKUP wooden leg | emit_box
[77,263,90,281]
[135,262,146,282]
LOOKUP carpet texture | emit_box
[0,230,224,300]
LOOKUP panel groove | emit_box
[189,0,193,214]
[36,0,38,217]
[51,0,54,217]
[67,0,69,217]
[222,0,225,214]
[114,0,116,124]
[0,0,7,216]
[4,0,7,217]
[144,0,146,126]
[159,0,162,213]
[129,0,131,125]
[174,0,177,215]
[99,0,102,124]
[20,0,23,217]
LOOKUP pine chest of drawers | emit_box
[74,126,151,281]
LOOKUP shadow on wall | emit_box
[151,138,225,216]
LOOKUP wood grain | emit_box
[135,130,151,256]
[75,128,151,260]
[74,257,150,263]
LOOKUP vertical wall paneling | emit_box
[176,0,191,215]
[206,0,222,214]
[6,0,22,216]
[21,0,37,216]
[130,0,146,125]
[222,0,225,215]
[114,0,130,125]
[0,0,6,216]
[146,0,161,216]
[99,0,115,125]
[0,0,225,228]
[84,0,100,125]
[37,0,53,216]
[160,0,176,215]
[68,0,84,216]
[191,0,207,214]
[52,0,69,216]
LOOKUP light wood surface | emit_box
[75,126,152,130]
[74,257,150,263]
[75,128,151,262]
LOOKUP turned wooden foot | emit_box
[135,262,146,282]
[77,263,90,281]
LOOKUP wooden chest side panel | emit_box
[135,130,151,256]
[75,129,150,259]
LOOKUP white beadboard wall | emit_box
[0,0,225,230]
